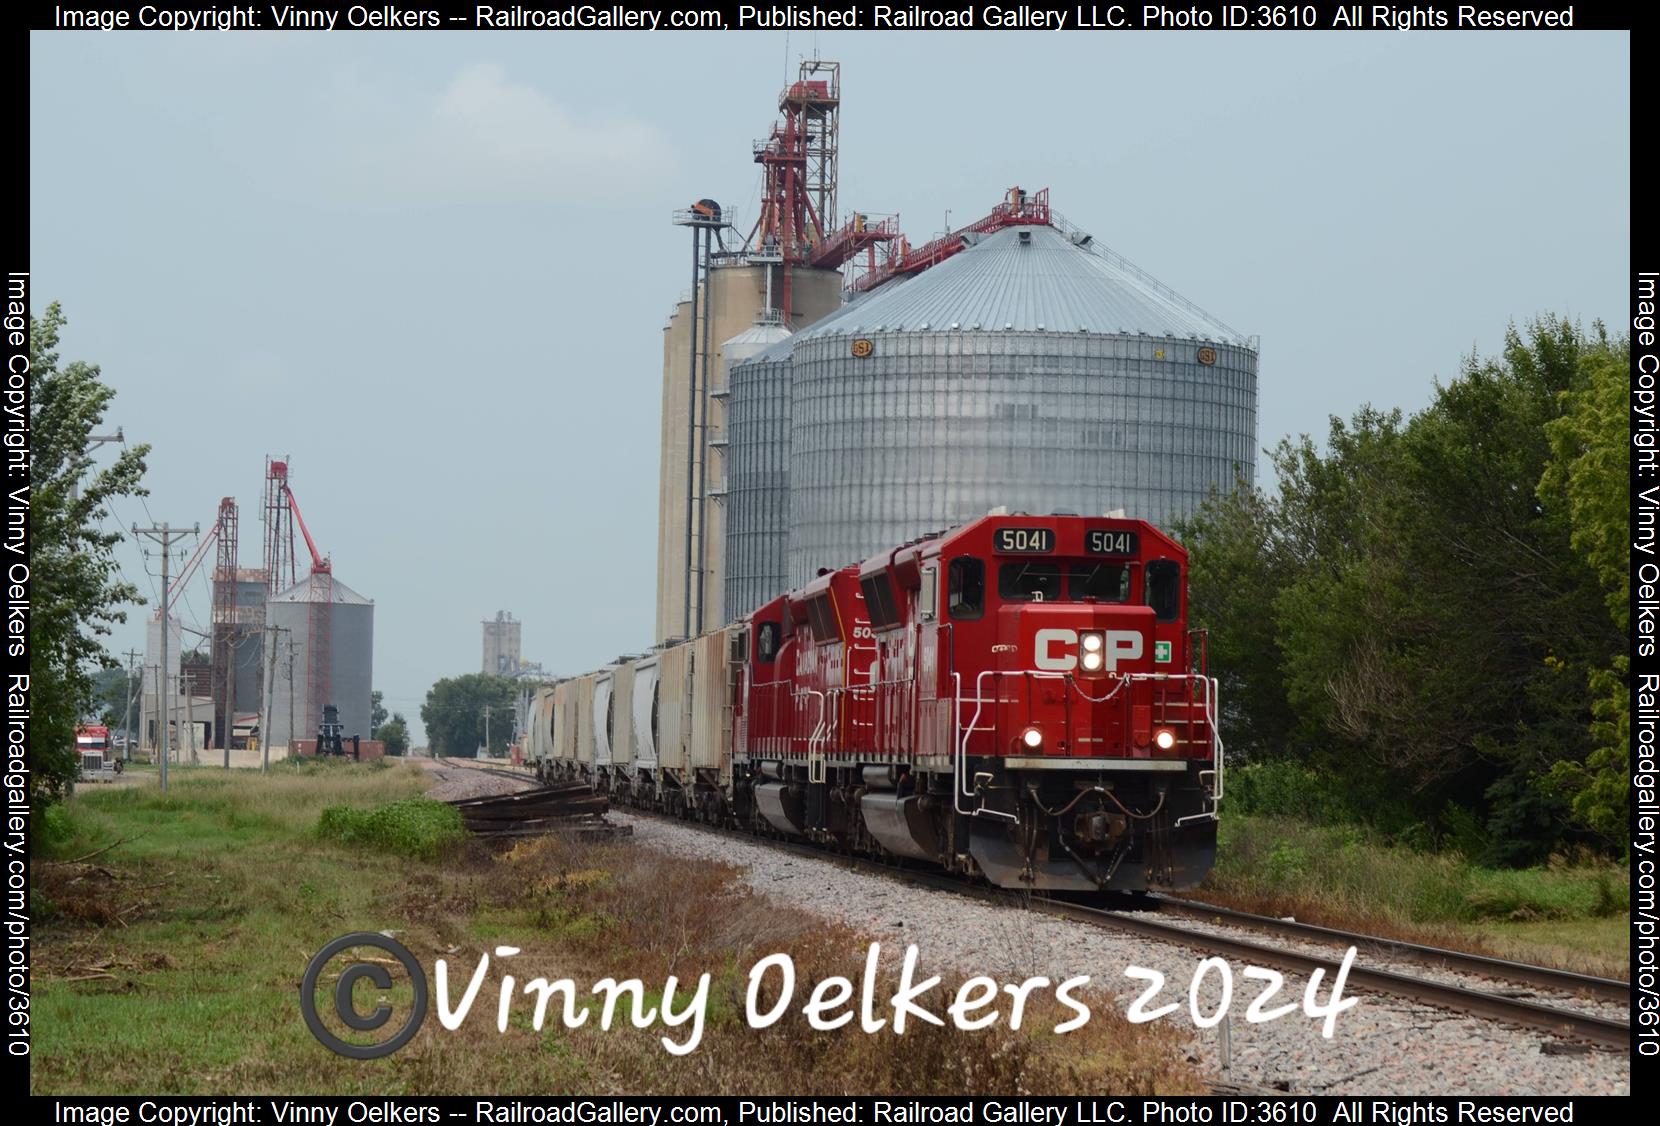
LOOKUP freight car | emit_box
[531,513,1222,892]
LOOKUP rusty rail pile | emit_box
[446,780,632,842]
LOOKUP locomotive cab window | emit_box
[807,595,840,641]
[756,621,781,663]
[999,562,1064,602]
[1145,559,1181,622]
[860,574,901,631]
[1070,562,1131,603]
[947,557,984,620]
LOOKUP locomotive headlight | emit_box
[1020,726,1044,749]
[1080,631,1106,672]
[1154,728,1177,751]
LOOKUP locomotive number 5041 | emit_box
[994,527,1055,553]
[1086,529,1139,556]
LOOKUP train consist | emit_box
[528,514,1222,892]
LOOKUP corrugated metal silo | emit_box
[264,572,374,751]
[724,294,878,618]
[783,223,1258,585]
[723,330,793,621]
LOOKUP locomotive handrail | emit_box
[798,687,828,783]
[1175,675,1224,826]
[955,670,1018,821]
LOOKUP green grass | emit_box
[1204,814,1630,977]
[32,762,445,1093]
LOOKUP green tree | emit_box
[28,303,150,808]
[377,713,410,757]
[1179,316,1627,860]
[420,673,517,756]
[1537,340,1632,841]
[1173,479,1300,760]
[370,689,388,734]
[1272,320,1617,857]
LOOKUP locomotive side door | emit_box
[916,561,948,761]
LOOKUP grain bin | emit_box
[782,223,1258,586]
[263,572,373,752]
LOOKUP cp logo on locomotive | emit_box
[1033,629,1143,672]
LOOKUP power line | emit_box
[129,521,198,792]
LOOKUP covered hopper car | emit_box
[531,513,1222,892]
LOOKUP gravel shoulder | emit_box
[617,812,1630,1097]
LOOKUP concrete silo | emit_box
[654,262,843,643]
[264,572,374,752]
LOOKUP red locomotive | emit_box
[532,513,1222,892]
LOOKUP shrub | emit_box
[38,804,75,850]
[317,797,464,859]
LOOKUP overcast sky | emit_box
[29,30,1629,741]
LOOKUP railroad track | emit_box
[444,761,1630,1051]
[1150,894,1629,1005]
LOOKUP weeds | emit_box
[317,798,464,859]
[1203,814,1631,977]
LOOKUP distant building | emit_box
[483,611,522,676]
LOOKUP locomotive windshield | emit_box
[998,562,1064,602]
[1069,562,1131,602]
[1001,561,1137,603]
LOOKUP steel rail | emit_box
[1150,895,1630,1004]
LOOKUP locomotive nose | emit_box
[1010,602,1157,675]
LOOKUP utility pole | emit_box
[695,219,715,637]
[284,636,297,761]
[483,703,491,759]
[223,629,236,770]
[184,676,197,765]
[258,626,285,774]
[121,649,140,764]
[132,522,198,792]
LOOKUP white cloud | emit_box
[351,63,675,203]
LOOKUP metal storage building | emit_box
[263,572,374,752]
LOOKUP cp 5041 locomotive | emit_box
[529,514,1222,892]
